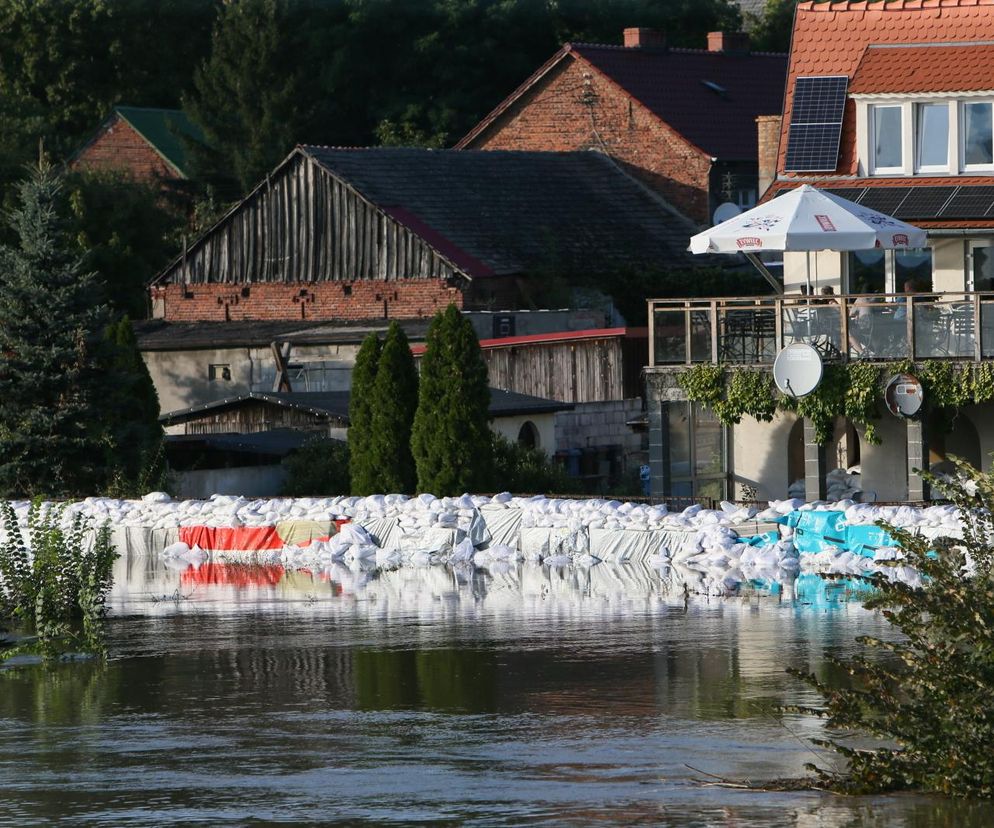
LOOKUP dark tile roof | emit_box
[301,147,702,277]
[135,318,431,351]
[569,44,787,161]
[161,388,572,425]
[114,107,206,178]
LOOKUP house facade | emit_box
[457,28,787,224]
[645,0,994,504]
[70,106,204,185]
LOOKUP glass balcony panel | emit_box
[717,306,776,364]
[982,300,994,358]
[848,298,910,359]
[913,299,975,359]
[652,308,689,364]
[782,298,843,359]
[689,309,713,363]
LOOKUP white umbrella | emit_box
[690,184,927,255]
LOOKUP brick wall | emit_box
[152,278,463,322]
[466,56,713,222]
[71,114,179,182]
[756,114,782,200]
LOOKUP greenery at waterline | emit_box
[790,460,994,797]
[0,502,117,660]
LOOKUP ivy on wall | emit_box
[675,361,994,447]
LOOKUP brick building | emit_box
[70,106,205,185]
[457,28,788,224]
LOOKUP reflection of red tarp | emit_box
[179,526,282,551]
[181,563,286,587]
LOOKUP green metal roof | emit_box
[114,106,205,178]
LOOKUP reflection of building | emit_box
[646,2,994,503]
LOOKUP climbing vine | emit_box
[678,362,882,446]
[677,360,994,447]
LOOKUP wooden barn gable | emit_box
[153,148,468,287]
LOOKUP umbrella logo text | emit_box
[815,214,836,231]
[736,237,762,249]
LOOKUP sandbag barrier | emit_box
[0,493,965,596]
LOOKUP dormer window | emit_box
[871,104,903,174]
[963,101,994,169]
[916,102,949,172]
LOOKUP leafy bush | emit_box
[790,459,994,797]
[490,434,573,495]
[281,438,350,497]
[0,501,116,658]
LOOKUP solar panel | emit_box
[893,187,957,219]
[823,187,866,204]
[857,187,912,216]
[939,186,994,219]
[784,76,848,172]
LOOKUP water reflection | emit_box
[0,554,986,826]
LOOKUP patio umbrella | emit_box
[689,184,927,293]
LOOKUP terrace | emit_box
[648,291,994,367]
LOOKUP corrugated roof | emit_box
[301,147,702,276]
[851,43,994,95]
[134,319,431,352]
[780,1,994,177]
[114,106,205,178]
[160,387,572,426]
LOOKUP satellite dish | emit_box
[884,373,923,418]
[713,202,742,225]
[773,343,823,398]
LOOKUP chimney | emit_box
[707,31,750,54]
[756,115,782,198]
[623,27,666,50]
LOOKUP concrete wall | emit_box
[144,342,362,415]
[490,412,557,454]
[555,399,646,472]
[783,250,846,295]
[730,411,798,500]
[173,465,288,499]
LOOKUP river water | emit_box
[0,558,987,826]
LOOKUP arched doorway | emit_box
[929,410,981,476]
[517,420,540,450]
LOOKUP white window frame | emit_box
[915,101,951,173]
[869,103,907,175]
[960,99,994,173]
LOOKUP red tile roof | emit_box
[851,43,994,94]
[459,43,787,161]
[780,1,994,177]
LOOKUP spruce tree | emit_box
[0,162,113,497]
[411,304,493,495]
[101,317,165,494]
[369,322,418,494]
[348,332,381,495]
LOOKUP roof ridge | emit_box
[569,40,787,57]
[798,0,994,11]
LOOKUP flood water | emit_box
[0,558,987,826]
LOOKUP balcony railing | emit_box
[648,292,994,366]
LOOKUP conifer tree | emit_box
[369,322,418,494]
[412,304,493,495]
[0,161,113,497]
[101,317,165,493]
[348,332,381,495]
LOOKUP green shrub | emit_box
[281,438,350,497]
[348,332,381,496]
[0,501,116,658]
[790,458,994,797]
[490,434,573,495]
